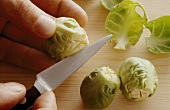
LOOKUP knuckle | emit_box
[0,17,10,36]
[17,0,31,17]
[16,0,40,27]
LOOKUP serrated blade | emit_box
[34,34,112,93]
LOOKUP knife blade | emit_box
[11,34,112,110]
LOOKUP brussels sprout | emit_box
[46,17,89,61]
[105,0,147,50]
[100,0,123,11]
[146,16,170,54]
[118,57,158,101]
[80,67,120,109]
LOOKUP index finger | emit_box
[0,0,56,39]
[32,91,58,110]
[31,0,88,27]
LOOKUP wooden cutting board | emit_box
[0,0,170,110]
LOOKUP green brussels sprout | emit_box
[105,0,147,50]
[80,67,121,109]
[118,57,158,101]
[46,17,89,61]
[146,16,170,54]
[100,0,123,11]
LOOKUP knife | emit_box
[11,34,112,110]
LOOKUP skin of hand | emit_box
[0,0,88,72]
[0,82,58,110]
[0,0,88,109]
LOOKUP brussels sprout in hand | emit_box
[80,67,120,109]
[118,57,158,101]
[46,17,89,61]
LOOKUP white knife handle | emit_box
[11,86,41,110]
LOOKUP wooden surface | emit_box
[0,0,170,110]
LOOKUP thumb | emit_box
[0,0,56,39]
[0,82,26,110]
[32,91,58,110]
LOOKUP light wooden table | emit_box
[0,0,170,110]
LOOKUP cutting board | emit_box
[0,0,170,110]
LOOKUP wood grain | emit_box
[0,0,170,110]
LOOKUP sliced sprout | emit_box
[118,57,158,101]
[100,0,123,11]
[105,0,147,50]
[80,67,120,109]
[145,16,170,54]
[46,17,89,61]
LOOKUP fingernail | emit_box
[5,82,25,93]
[34,15,56,38]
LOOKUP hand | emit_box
[0,0,88,72]
[0,82,58,110]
